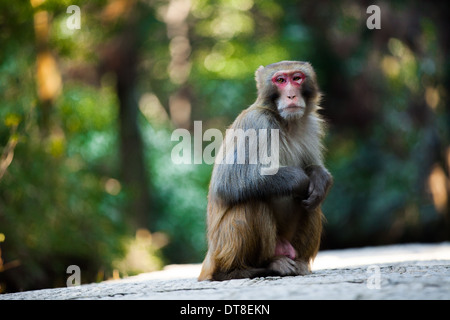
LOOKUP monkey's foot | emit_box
[268,256,298,276]
[268,256,310,277]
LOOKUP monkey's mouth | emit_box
[283,105,302,111]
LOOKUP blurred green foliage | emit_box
[1,0,449,292]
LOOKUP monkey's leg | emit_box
[291,205,323,275]
[266,196,307,277]
[206,202,278,281]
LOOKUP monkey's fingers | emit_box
[302,190,322,210]
[269,256,298,276]
[293,260,311,276]
[307,181,315,196]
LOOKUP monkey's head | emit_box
[255,61,320,120]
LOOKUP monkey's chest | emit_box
[279,126,319,168]
[280,138,309,168]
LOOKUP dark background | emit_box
[0,0,448,293]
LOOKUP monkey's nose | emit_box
[287,95,296,100]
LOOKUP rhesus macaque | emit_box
[198,61,332,281]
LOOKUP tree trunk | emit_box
[101,24,151,230]
[117,55,151,230]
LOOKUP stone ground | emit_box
[1,242,449,300]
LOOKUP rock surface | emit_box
[1,243,449,300]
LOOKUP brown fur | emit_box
[198,61,332,281]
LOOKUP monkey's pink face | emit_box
[272,70,306,119]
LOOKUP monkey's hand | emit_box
[291,167,310,200]
[302,165,333,211]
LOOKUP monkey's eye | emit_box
[292,74,305,82]
[276,77,286,83]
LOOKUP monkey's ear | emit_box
[255,65,265,90]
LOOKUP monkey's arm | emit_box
[301,164,333,210]
[211,164,310,206]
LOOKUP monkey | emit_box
[198,61,333,281]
